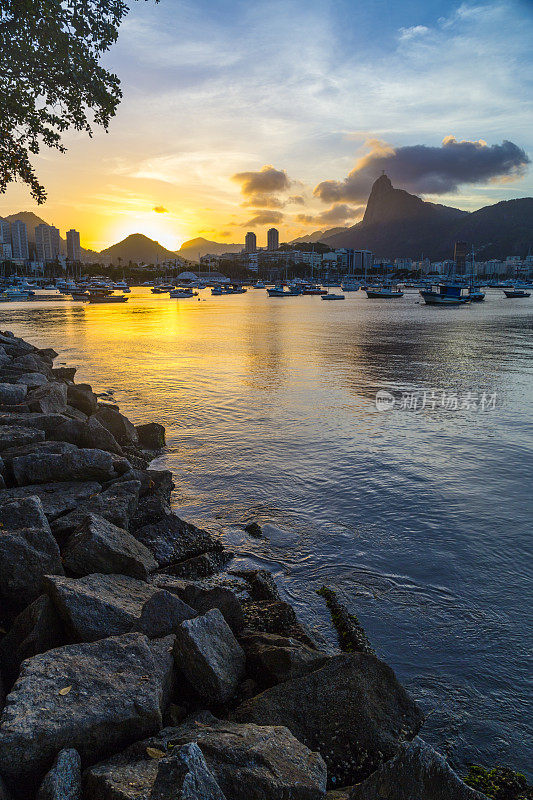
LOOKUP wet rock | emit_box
[0,595,65,684]
[244,521,263,538]
[37,348,59,364]
[348,738,487,800]
[92,406,139,447]
[234,653,423,787]
[36,748,81,800]
[132,468,174,499]
[49,416,123,455]
[162,550,231,580]
[0,496,64,618]
[0,425,45,452]
[152,575,244,632]
[44,572,196,642]
[233,568,281,602]
[27,383,67,414]
[0,384,27,405]
[241,599,318,647]
[52,367,77,382]
[50,479,140,539]
[129,491,171,531]
[173,609,245,704]
[0,481,102,521]
[12,448,115,486]
[16,373,50,388]
[317,586,375,655]
[134,514,222,569]
[135,422,166,450]
[239,631,328,688]
[66,384,98,416]
[149,635,177,713]
[62,513,157,579]
[0,633,163,789]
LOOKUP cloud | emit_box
[243,210,284,227]
[241,194,285,208]
[232,165,291,208]
[296,203,363,226]
[314,137,531,203]
[152,205,169,213]
[288,195,305,205]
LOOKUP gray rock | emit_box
[129,492,171,531]
[349,738,487,800]
[239,631,328,688]
[135,422,166,449]
[51,479,140,539]
[62,405,87,422]
[12,448,115,486]
[66,384,97,416]
[133,514,221,569]
[241,599,318,648]
[62,513,157,579]
[0,412,68,434]
[0,481,102,520]
[45,573,196,642]
[0,425,45,452]
[0,775,12,800]
[152,575,244,632]
[149,635,177,713]
[16,373,49,388]
[0,633,163,787]
[51,367,77,382]
[48,416,123,455]
[0,595,65,683]
[0,496,64,618]
[244,521,263,538]
[234,653,424,787]
[163,551,231,581]
[0,384,27,405]
[84,712,327,800]
[36,748,81,800]
[37,348,59,364]
[92,406,139,446]
[27,383,67,414]
[173,609,245,704]
[13,353,52,376]
[234,568,281,601]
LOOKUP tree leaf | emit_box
[58,686,72,695]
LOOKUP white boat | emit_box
[0,287,34,302]
[253,281,266,289]
[321,293,345,300]
[113,281,131,293]
[365,284,404,298]
[419,283,470,305]
[170,288,196,298]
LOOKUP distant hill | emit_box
[177,237,243,262]
[4,211,98,262]
[98,233,180,265]
[290,227,347,244]
[321,175,532,260]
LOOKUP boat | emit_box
[151,284,174,294]
[211,286,224,295]
[0,287,34,302]
[113,281,131,293]
[321,293,345,300]
[419,283,470,305]
[88,293,128,303]
[503,288,531,298]
[170,288,196,298]
[253,281,266,289]
[340,280,360,292]
[468,288,486,302]
[267,285,292,297]
[301,285,327,295]
[71,291,91,301]
[365,284,404,298]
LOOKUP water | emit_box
[2,288,532,776]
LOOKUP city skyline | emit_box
[0,0,532,252]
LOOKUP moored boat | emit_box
[365,284,403,298]
[321,292,345,300]
[419,283,470,305]
[503,288,531,298]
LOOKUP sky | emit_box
[1,0,533,251]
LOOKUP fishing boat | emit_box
[301,285,327,295]
[321,292,345,300]
[503,288,531,298]
[267,285,291,297]
[419,283,470,305]
[365,284,404,298]
[170,288,196,298]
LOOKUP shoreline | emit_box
[0,329,525,799]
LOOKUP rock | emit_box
[317,586,375,655]
[0,384,27,405]
[16,373,49,388]
[92,406,138,447]
[27,383,67,414]
[173,609,245,704]
[0,496,64,618]
[63,405,87,422]
[135,422,166,449]
[11,448,115,486]
[0,633,164,789]
[244,521,263,538]
[131,468,174,499]
[66,384,97,416]
[149,635,177,713]
[50,479,140,539]
[0,595,65,684]
[0,425,45,452]
[234,653,424,787]
[44,573,196,642]
[0,412,68,435]
[62,513,157,579]
[129,491,171,531]
[0,776,12,800]
[13,353,52,376]
[234,568,281,602]
[37,348,59,364]
[84,712,327,800]
[51,367,77,382]
[163,550,231,580]
[239,631,327,688]
[348,738,487,800]
[36,748,81,800]
[133,514,221,569]
[241,599,318,647]
[0,481,102,521]
[49,416,123,455]
[152,576,244,632]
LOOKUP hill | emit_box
[98,234,180,265]
[290,227,347,244]
[321,175,532,260]
[4,211,98,262]
[177,237,243,262]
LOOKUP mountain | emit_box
[290,227,347,244]
[4,211,98,262]
[177,237,243,262]
[321,175,532,260]
[98,234,180,265]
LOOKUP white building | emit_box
[296,251,323,268]
[0,218,12,259]
[35,224,61,263]
[66,229,81,262]
[10,219,29,261]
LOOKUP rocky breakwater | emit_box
[0,329,488,800]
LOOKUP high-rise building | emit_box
[454,241,468,273]
[245,231,257,253]
[35,224,60,263]
[10,220,29,260]
[66,229,81,262]
[267,227,279,251]
[0,218,12,259]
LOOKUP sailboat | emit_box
[467,247,485,302]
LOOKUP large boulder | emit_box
[348,738,487,800]
[84,712,327,800]
[238,631,328,689]
[152,575,244,633]
[12,353,52,377]
[0,425,45,452]
[135,422,166,450]
[11,448,115,486]
[51,367,77,383]
[0,496,64,618]
[173,609,245,704]
[66,384,98,416]
[0,481,102,521]
[133,514,221,569]
[50,479,140,539]
[16,373,49,389]
[234,653,424,787]
[27,384,67,414]
[44,573,196,642]
[149,635,177,713]
[92,406,138,447]
[0,595,65,684]
[48,417,123,455]
[36,748,81,800]
[62,513,157,579]
[0,413,68,435]
[0,384,27,405]
[0,633,164,790]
